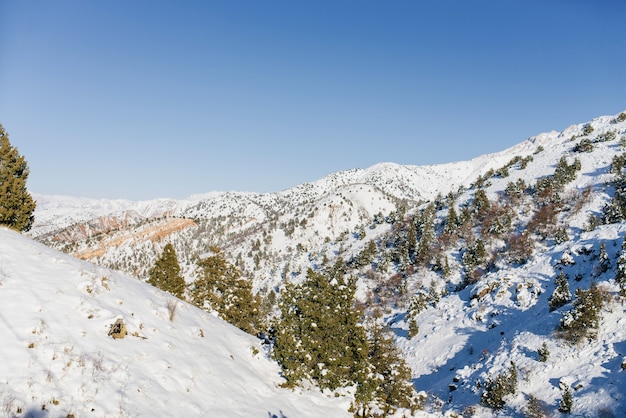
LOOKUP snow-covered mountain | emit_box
[28,125,548,291]
[21,109,626,416]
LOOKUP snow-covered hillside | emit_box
[0,227,351,417]
[23,109,626,416]
[28,121,546,291]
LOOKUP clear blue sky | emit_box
[1,1,625,200]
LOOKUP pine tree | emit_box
[463,238,486,272]
[444,204,459,234]
[481,361,518,410]
[416,203,435,264]
[472,188,490,218]
[559,282,604,344]
[597,241,611,274]
[147,243,186,299]
[191,247,261,334]
[273,266,368,390]
[558,385,573,413]
[538,342,550,362]
[354,322,418,416]
[615,237,626,296]
[549,271,571,312]
[0,124,36,232]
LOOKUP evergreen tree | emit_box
[443,204,459,234]
[463,238,486,271]
[0,124,36,232]
[273,266,368,390]
[559,282,604,344]
[472,188,490,218]
[615,237,626,296]
[554,226,570,244]
[147,243,186,299]
[559,385,573,413]
[353,322,418,417]
[597,241,611,274]
[191,247,261,334]
[416,203,435,264]
[549,271,571,312]
[538,342,550,362]
[481,361,518,410]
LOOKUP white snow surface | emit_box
[0,227,351,417]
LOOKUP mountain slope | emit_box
[0,227,351,417]
[22,109,626,416]
[28,122,547,291]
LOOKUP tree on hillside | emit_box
[147,243,186,299]
[0,124,36,232]
[615,237,626,296]
[273,265,368,390]
[416,203,436,264]
[274,263,418,416]
[352,321,419,417]
[191,247,261,334]
[559,282,604,344]
[549,271,571,312]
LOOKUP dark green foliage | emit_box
[615,237,626,296]
[147,243,186,299]
[472,188,490,217]
[353,323,418,417]
[274,267,368,390]
[443,204,459,234]
[610,153,626,175]
[615,112,626,123]
[549,271,571,312]
[504,179,527,202]
[554,157,581,186]
[481,361,518,410]
[598,242,611,274]
[524,394,549,418]
[603,157,626,224]
[407,317,419,339]
[356,239,378,268]
[416,204,436,264]
[462,239,486,271]
[191,247,261,334]
[0,124,36,232]
[559,283,604,344]
[582,124,594,136]
[554,226,569,244]
[574,138,593,153]
[274,266,417,416]
[559,385,573,413]
[596,130,617,142]
[538,342,549,362]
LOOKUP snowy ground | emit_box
[0,227,354,417]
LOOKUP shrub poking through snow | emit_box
[481,361,518,410]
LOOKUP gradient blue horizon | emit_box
[1,1,625,200]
